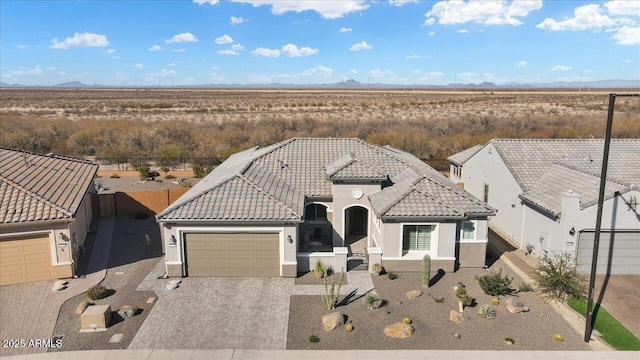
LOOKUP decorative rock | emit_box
[453,332,461,339]
[109,333,123,343]
[321,312,343,332]
[117,305,138,318]
[449,310,464,325]
[169,279,181,285]
[76,301,92,315]
[406,290,423,300]
[146,297,157,304]
[52,284,66,292]
[505,297,530,314]
[54,280,68,287]
[384,322,414,338]
[166,283,178,290]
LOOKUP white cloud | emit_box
[149,45,162,51]
[350,40,373,51]
[537,4,619,31]
[605,0,640,16]
[133,63,144,69]
[418,71,443,81]
[4,65,43,77]
[252,47,281,57]
[215,34,233,44]
[348,69,358,75]
[389,0,419,6]
[282,44,318,57]
[411,70,421,74]
[217,43,245,55]
[173,49,187,53]
[456,72,480,83]
[302,65,333,78]
[425,0,542,26]
[612,26,640,45]
[168,63,176,67]
[57,70,67,76]
[550,65,572,71]
[46,66,56,71]
[166,32,198,44]
[516,61,527,68]
[230,16,247,25]
[103,49,116,53]
[340,27,352,33]
[50,32,109,49]
[405,55,421,59]
[457,29,468,33]
[16,44,27,49]
[368,69,394,78]
[143,69,177,81]
[193,0,219,5]
[231,0,369,19]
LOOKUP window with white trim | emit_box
[305,204,327,221]
[403,225,433,252]
[461,221,475,240]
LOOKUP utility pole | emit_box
[584,93,639,342]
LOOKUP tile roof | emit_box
[447,145,483,166]
[0,148,98,224]
[158,138,496,222]
[477,139,640,216]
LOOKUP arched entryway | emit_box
[344,206,369,254]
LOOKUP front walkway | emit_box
[129,262,374,350]
[0,217,115,357]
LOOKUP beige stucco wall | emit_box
[381,221,457,262]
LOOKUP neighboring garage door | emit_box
[0,234,55,285]
[185,233,280,277]
[577,231,640,275]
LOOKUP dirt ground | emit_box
[286,260,592,351]
[49,217,162,352]
[94,175,201,193]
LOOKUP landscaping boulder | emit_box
[322,312,343,332]
[75,301,93,315]
[117,305,138,318]
[384,322,414,338]
[505,297,530,314]
[406,290,423,300]
[449,310,464,324]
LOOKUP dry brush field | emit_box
[1,88,638,168]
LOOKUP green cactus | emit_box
[478,304,496,319]
[422,254,431,288]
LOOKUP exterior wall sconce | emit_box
[569,227,576,236]
[169,235,177,247]
[58,233,68,241]
[287,235,293,244]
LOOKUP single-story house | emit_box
[449,139,640,275]
[157,138,495,278]
[0,148,98,285]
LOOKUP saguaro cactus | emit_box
[422,254,431,288]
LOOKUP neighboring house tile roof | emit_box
[158,138,495,222]
[480,139,640,216]
[0,148,98,224]
[447,145,483,166]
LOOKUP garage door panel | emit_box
[578,231,640,275]
[185,233,280,277]
[0,234,54,285]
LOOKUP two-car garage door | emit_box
[184,233,280,277]
[0,234,55,285]
[577,231,640,275]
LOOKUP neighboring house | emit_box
[449,139,640,275]
[0,148,98,285]
[448,144,482,185]
[157,138,495,278]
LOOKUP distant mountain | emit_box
[52,81,95,88]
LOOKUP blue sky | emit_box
[1,0,638,86]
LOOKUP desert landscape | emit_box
[1,88,638,168]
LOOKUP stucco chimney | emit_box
[561,190,581,220]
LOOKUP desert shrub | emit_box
[535,251,587,301]
[180,180,192,188]
[518,282,533,293]
[309,335,320,343]
[313,259,325,278]
[372,263,384,275]
[110,173,120,178]
[165,174,176,179]
[137,166,150,179]
[193,165,214,178]
[387,271,397,280]
[362,292,382,310]
[477,304,496,319]
[475,268,513,296]
[85,285,109,300]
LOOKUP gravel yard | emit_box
[287,260,592,351]
[49,217,162,352]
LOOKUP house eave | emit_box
[518,194,558,218]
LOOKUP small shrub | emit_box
[504,337,515,345]
[455,286,473,312]
[160,166,170,177]
[372,263,384,275]
[137,166,150,179]
[309,335,320,343]
[180,180,192,188]
[525,243,535,255]
[362,292,382,310]
[110,173,120,178]
[535,251,587,302]
[478,304,496,319]
[193,165,214,178]
[518,282,533,293]
[475,268,513,296]
[387,271,397,280]
[313,259,325,278]
[85,285,109,300]
[165,174,176,179]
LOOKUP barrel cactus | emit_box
[478,304,496,319]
